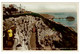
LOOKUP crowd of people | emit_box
[3,15,62,50]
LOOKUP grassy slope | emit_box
[3,13,77,50]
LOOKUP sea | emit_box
[40,12,77,32]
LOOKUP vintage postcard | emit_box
[3,2,78,50]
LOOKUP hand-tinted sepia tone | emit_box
[3,2,77,50]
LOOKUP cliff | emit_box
[3,13,77,50]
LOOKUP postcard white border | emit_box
[0,0,80,54]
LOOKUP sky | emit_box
[2,2,78,13]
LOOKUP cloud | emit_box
[3,2,78,13]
